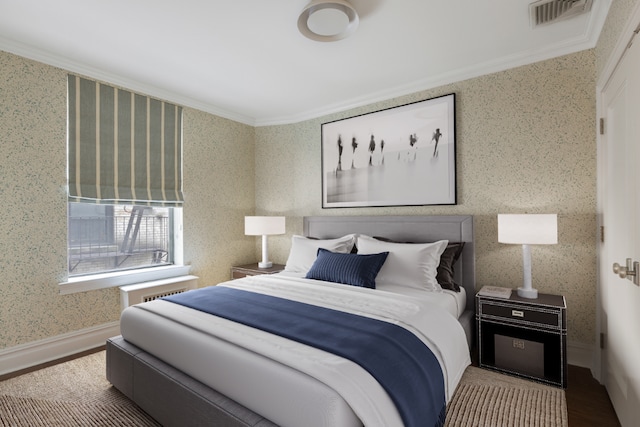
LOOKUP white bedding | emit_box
[277,270,467,319]
[120,274,471,427]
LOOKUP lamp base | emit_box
[517,287,538,299]
[258,261,273,269]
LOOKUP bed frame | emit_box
[106,215,475,427]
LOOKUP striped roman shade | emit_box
[68,75,184,207]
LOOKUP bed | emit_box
[107,215,476,427]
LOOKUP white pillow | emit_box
[356,235,448,291]
[284,234,356,274]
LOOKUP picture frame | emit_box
[321,93,456,208]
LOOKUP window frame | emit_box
[59,207,186,295]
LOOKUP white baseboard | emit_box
[0,321,120,376]
[567,340,594,370]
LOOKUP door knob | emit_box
[612,261,631,278]
[613,258,640,286]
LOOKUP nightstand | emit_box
[230,263,286,279]
[476,289,567,388]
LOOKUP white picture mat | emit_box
[322,94,456,208]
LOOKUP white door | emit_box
[601,27,640,427]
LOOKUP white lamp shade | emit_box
[498,214,557,245]
[245,216,286,236]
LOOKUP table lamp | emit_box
[498,214,558,299]
[245,216,286,269]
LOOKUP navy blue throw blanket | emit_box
[163,286,446,427]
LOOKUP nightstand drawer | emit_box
[481,303,560,328]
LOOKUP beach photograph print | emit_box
[322,93,456,208]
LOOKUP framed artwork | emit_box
[321,93,456,208]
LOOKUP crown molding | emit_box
[0,36,256,126]
[256,36,597,126]
[257,1,611,126]
[256,1,611,126]
[596,0,639,89]
[2,0,611,128]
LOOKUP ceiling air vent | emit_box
[530,0,593,27]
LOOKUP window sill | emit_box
[58,265,192,295]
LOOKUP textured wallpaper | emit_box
[182,108,257,287]
[0,51,121,348]
[596,0,639,78]
[256,50,597,345]
[1,1,636,352]
[0,51,256,349]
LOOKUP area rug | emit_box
[446,366,568,427]
[0,394,159,426]
[0,351,567,426]
[0,351,159,426]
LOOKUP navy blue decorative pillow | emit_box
[305,248,389,289]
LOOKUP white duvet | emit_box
[120,274,471,427]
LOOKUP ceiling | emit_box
[0,0,610,126]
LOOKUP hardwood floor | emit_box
[567,364,620,426]
[0,346,105,382]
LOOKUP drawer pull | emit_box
[511,310,524,318]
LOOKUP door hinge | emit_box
[601,225,605,243]
[600,332,606,349]
[600,117,605,135]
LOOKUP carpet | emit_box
[0,395,159,426]
[446,366,568,427]
[0,351,567,426]
[0,351,159,426]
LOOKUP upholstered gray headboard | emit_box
[303,215,476,312]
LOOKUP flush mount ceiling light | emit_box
[298,0,359,42]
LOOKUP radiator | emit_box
[119,275,198,311]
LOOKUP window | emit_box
[65,75,184,283]
[68,203,178,276]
